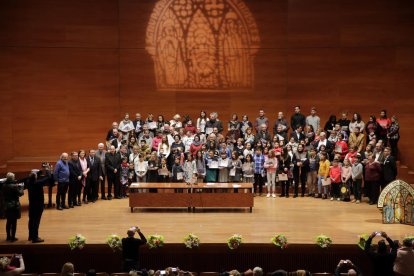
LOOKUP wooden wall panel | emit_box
[0,0,413,168]
[0,0,119,48]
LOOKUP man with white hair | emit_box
[273,111,289,135]
[315,132,333,156]
[254,124,271,145]
[95,143,106,200]
[205,112,223,133]
[54,153,70,210]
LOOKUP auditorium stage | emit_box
[1,193,412,245]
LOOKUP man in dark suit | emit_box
[290,105,306,131]
[69,152,83,208]
[205,112,224,133]
[133,113,145,136]
[290,126,305,143]
[105,145,121,200]
[122,226,147,272]
[27,166,52,243]
[95,143,106,200]
[382,147,397,186]
[86,149,101,203]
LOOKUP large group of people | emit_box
[61,107,398,203]
[1,106,401,243]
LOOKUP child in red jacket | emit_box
[329,159,342,201]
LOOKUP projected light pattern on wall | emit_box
[146,0,260,91]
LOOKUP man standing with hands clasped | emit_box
[122,226,147,272]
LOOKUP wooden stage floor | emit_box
[1,194,412,245]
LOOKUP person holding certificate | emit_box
[253,147,265,196]
[292,144,309,198]
[205,150,219,182]
[264,151,278,198]
[317,152,331,199]
[171,157,184,183]
[218,152,230,183]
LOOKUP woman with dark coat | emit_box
[3,172,24,242]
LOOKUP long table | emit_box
[129,182,254,212]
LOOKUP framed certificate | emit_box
[206,127,214,135]
[229,168,236,176]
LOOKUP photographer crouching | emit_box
[27,163,53,243]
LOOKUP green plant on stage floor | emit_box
[107,234,122,252]
[183,233,200,249]
[69,234,86,250]
[271,234,288,249]
[316,234,332,248]
[147,234,165,249]
[227,234,243,250]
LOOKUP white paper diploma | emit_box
[148,122,157,129]
[209,160,219,169]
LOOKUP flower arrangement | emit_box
[183,233,200,249]
[227,234,243,250]
[147,234,165,249]
[271,234,288,249]
[68,234,86,250]
[357,234,370,250]
[316,234,332,248]
[107,234,122,252]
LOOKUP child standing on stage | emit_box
[158,158,170,182]
[229,151,242,182]
[329,158,342,201]
[205,150,219,182]
[183,154,197,184]
[264,150,278,198]
[171,156,184,182]
[195,150,206,183]
[218,151,230,182]
[120,157,129,198]
[341,158,352,201]
[135,155,148,183]
[253,147,265,196]
[242,154,254,183]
